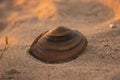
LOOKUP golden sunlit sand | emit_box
[0,0,120,80]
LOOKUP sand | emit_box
[0,0,120,80]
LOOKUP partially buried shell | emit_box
[29,26,88,63]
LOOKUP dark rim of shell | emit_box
[29,26,88,64]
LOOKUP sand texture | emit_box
[0,0,120,80]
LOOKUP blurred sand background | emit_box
[0,0,120,80]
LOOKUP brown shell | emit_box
[29,26,88,63]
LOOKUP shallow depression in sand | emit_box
[56,1,114,23]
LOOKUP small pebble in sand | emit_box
[104,44,108,47]
[109,24,117,28]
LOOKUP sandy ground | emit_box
[0,0,120,80]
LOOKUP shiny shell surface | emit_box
[29,26,88,63]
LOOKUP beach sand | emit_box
[0,0,120,80]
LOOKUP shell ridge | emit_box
[36,35,84,52]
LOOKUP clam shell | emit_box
[29,26,88,63]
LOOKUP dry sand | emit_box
[0,0,120,80]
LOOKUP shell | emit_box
[29,26,88,63]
